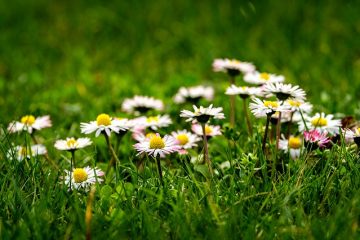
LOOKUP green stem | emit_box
[201,123,213,175]
[243,97,253,136]
[104,134,120,175]
[262,115,271,153]
[155,157,164,187]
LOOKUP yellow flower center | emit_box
[263,101,279,108]
[73,168,88,183]
[288,137,302,149]
[287,100,301,107]
[260,72,270,80]
[96,114,111,126]
[311,117,328,127]
[241,86,248,90]
[176,134,189,145]
[146,116,159,123]
[149,135,165,149]
[205,126,213,135]
[145,132,157,139]
[19,146,29,157]
[230,60,241,64]
[66,138,78,147]
[21,115,35,125]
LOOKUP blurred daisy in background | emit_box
[180,104,225,123]
[279,136,302,159]
[192,123,222,137]
[244,72,284,85]
[8,144,47,161]
[135,115,172,130]
[263,83,306,101]
[173,85,214,104]
[7,115,52,134]
[80,113,128,137]
[122,95,164,115]
[171,130,200,150]
[284,99,313,114]
[343,127,360,145]
[225,85,263,99]
[134,134,180,158]
[54,137,92,151]
[212,58,255,77]
[299,112,341,135]
[64,166,104,192]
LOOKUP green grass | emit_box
[1,0,360,239]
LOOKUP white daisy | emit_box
[263,83,306,101]
[279,136,302,159]
[80,113,128,137]
[173,85,214,104]
[225,85,263,98]
[299,112,341,135]
[244,71,285,85]
[192,123,222,137]
[249,97,290,118]
[284,99,313,114]
[7,115,52,134]
[171,130,201,149]
[134,115,172,130]
[213,58,256,76]
[64,166,104,192]
[180,104,225,123]
[54,137,92,151]
[7,144,47,161]
[133,134,180,158]
[121,95,164,114]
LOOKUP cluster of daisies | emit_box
[5,57,359,191]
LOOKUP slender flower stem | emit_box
[155,157,164,187]
[104,134,120,175]
[201,123,213,175]
[85,186,96,240]
[276,112,282,150]
[242,97,253,136]
[262,115,271,152]
[286,112,294,138]
[229,76,236,127]
[71,150,76,169]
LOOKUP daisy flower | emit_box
[279,136,302,159]
[80,113,128,137]
[54,137,92,151]
[133,134,180,158]
[303,129,330,150]
[284,99,313,114]
[244,71,285,85]
[342,127,360,145]
[8,144,47,161]
[173,85,214,104]
[135,115,172,130]
[171,130,200,150]
[299,112,341,135]
[64,166,104,192]
[249,97,290,118]
[212,58,256,76]
[225,85,263,98]
[263,83,306,101]
[180,104,225,123]
[192,123,222,137]
[7,115,52,134]
[121,95,164,114]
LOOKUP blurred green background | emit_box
[1,0,359,124]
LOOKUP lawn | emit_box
[1,0,360,239]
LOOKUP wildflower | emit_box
[64,166,104,191]
[134,115,172,130]
[284,99,313,114]
[279,136,302,159]
[180,104,225,123]
[133,134,180,158]
[244,71,284,85]
[249,97,289,118]
[8,144,47,161]
[343,127,360,146]
[225,85,263,99]
[303,129,330,150]
[173,85,214,104]
[299,112,341,135]
[263,83,306,101]
[7,115,52,134]
[192,123,222,137]
[54,137,92,151]
[212,58,255,76]
[171,130,200,150]
[80,113,128,137]
[121,95,164,114]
